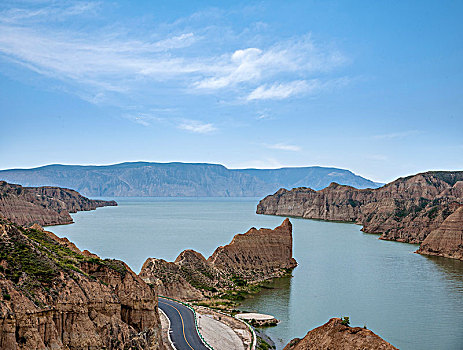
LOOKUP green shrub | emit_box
[341,316,350,326]
[231,275,247,286]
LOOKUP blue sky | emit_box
[0,0,462,183]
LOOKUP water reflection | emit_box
[424,255,463,283]
[239,276,293,349]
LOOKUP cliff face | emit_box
[208,218,297,279]
[139,219,297,300]
[257,171,463,244]
[0,181,117,227]
[140,251,213,301]
[0,221,164,350]
[0,162,381,197]
[283,318,397,350]
[417,206,463,260]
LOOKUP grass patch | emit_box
[0,222,129,296]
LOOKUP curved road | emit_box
[158,297,210,350]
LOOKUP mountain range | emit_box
[0,162,382,197]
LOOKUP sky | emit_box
[0,0,462,183]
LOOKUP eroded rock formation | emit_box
[140,219,297,300]
[0,181,117,227]
[283,318,397,350]
[257,171,463,245]
[0,220,164,350]
[208,218,297,279]
[417,205,463,260]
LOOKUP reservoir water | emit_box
[47,197,463,349]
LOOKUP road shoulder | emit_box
[196,306,252,350]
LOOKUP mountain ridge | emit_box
[0,161,382,197]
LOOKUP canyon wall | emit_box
[257,171,463,245]
[140,219,297,300]
[0,221,164,350]
[0,181,116,227]
[417,205,463,260]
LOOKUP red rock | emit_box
[0,221,165,350]
[208,218,297,278]
[283,318,397,350]
[0,181,117,227]
[140,219,297,300]
[257,171,463,245]
[417,205,463,260]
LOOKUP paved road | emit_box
[158,297,210,350]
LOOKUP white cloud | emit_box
[0,1,101,23]
[194,36,346,90]
[247,77,350,100]
[123,113,165,127]
[178,120,217,134]
[266,143,301,152]
[0,24,203,85]
[0,2,350,105]
[373,130,421,140]
[248,80,312,100]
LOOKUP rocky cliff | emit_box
[0,162,381,197]
[0,220,164,350]
[208,218,297,279]
[0,181,117,227]
[257,171,463,245]
[139,219,297,300]
[283,318,397,350]
[417,205,463,260]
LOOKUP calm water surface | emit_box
[47,198,463,350]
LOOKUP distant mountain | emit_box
[0,162,382,197]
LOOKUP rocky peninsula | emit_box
[139,218,297,301]
[284,318,397,350]
[257,171,463,259]
[0,181,117,227]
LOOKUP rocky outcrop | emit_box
[208,218,297,279]
[417,206,463,260]
[257,171,463,245]
[0,220,164,350]
[283,318,397,350]
[140,219,297,300]
[140,252,211,301]
[0,181,117,227]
